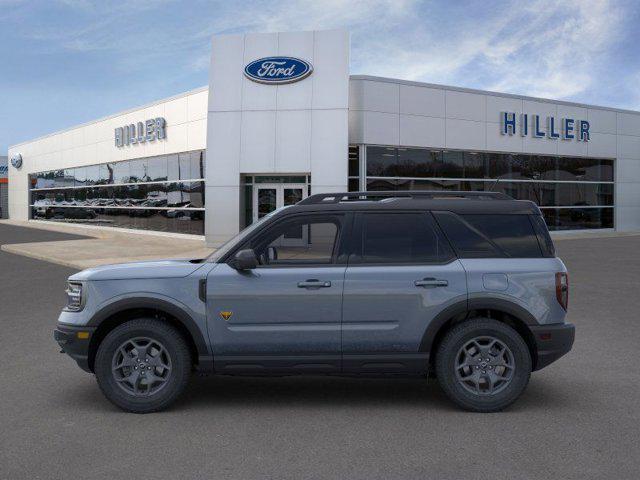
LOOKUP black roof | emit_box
[285,191,541,215]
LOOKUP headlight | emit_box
[64,282,84,312]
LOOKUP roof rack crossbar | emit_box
[298,190,512,205]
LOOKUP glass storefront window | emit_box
[463,152,488,178]
[111,161,130,184]
[148,155,168,182]
[129,159,148,183]
[348,146,359,177]
[364,146,615,231]
[542,208,613,230]
[99,163,112,184]
[29,150,206,235]
[440,151,464,178]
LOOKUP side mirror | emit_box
[231,249,258,270]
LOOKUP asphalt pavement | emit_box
[1,223,639,480]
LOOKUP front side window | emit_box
[244,215,341,266]
[353,212,453,264]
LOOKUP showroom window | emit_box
[358,146,615,231]
[29,150,206,235]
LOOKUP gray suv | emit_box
[54,191,574,413]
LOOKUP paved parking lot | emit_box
[1,223,639,480]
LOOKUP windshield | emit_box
[206,206,289,262]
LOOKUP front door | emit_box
[341,212,468,374]
[207,213,347,374]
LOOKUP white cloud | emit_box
[6,0,634,105]
[483,0,623,99]
[346,0,625,101]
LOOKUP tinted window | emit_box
[348,145,359,177]
[129,159,148,182]
[355,213,453,264]
[111,161,130,184]
[247,215,342,266]
[148,155,168,182]
[461,215,542,257]
[436,212,543,258]
[542,207,613,231]
[433,212,501,258]
[530,214,555,257]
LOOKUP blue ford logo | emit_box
[244,56,313,84]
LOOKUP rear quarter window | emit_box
[530,214,556,257]
[434,212,544,258]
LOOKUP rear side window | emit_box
[462,215,542,258]
[432,212,501,258]
[353,212,454,264]
[434,212,543,258]
[530,214,556,257]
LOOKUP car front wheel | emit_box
[435,318,532,412]
[94,318,191,413]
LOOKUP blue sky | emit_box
[2,0,639,153]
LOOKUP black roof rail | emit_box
[298,190,512,205]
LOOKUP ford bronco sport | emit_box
[54,191,574,413]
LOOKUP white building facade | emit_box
[8,29,640,246]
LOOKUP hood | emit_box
[69,259,206,281]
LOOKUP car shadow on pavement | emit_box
[58,372,573,414]
[178,375,573,413]
[181,375,452,410]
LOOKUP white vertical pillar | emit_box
[205,30,350,246]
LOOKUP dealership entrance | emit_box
[252,182,308,222]
[251,181,308,247]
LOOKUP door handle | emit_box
[414,278,448,288]
[297,279,332,289]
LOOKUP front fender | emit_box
[88,293,211,361]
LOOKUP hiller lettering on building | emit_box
[115,117,166,147]
[500,112,590,141]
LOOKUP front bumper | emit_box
[530,322,575,371]
[54,324,97,373]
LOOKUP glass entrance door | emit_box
[256,187,278,220]
[253,183,308,245]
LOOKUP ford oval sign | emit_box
[10,153,23,169]
[244,57,313,85]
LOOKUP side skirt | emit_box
[211,353,429,376]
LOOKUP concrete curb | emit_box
[0,219,205,241]
[1,243,82,269]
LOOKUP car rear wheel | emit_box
[435,318,532,412]
[95,318,191,413]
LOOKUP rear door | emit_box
[341,211,467,374]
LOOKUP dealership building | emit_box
[7,29,640,246]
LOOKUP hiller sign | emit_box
[500,112,590,142]
[115,117,166,147]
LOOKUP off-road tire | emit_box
[435,318,532,412]
[95,318,191,413]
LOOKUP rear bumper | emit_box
[530,322,575,371]
[54,324,96,373]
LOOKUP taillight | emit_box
[555,272,569,311]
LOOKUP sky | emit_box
[1,0,639,153]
